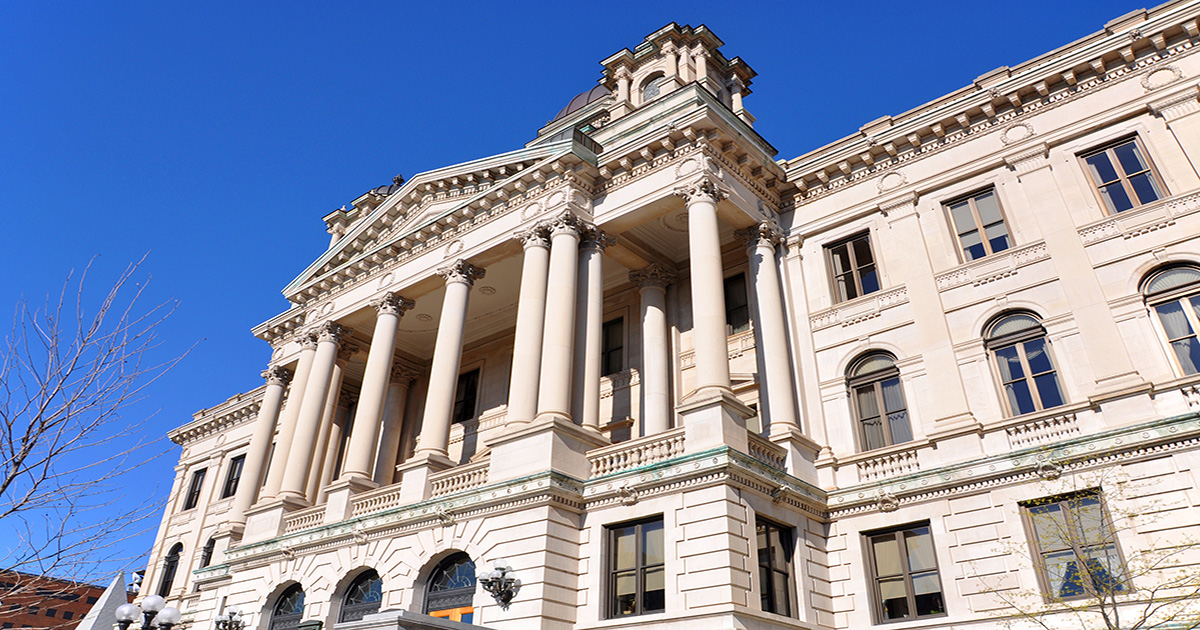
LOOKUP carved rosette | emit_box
[513,225,551,250]
[629,263,677,290]
[313,321,351,346]
[580,228,616,252]
[262,366,293,388]
[374,292,416,317]
[541,211,584,238]
[736,221,785,251]
[673,176,727,205]
[391,364,422,385]
[438,260,486,286]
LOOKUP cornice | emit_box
[168,386,267,445]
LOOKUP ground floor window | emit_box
[864,523,945,623]
[425,553,476,622]
[607,517,665,617]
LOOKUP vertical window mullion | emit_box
[968,198,990,256]
[875,384,891,445]
[1017,345,1041,410]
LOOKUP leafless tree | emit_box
[0,257,185,622]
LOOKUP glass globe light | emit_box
[141,595,166,613]
[115,603,141,622]
[156,607,182,627]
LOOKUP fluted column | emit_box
[738,222,800,435]
[573,228,614,431]
[230,366,291,523]
[277,322,350,502]
[373,365,420,485]
[506,227,551,427]
[306,343,355,501]
[536,212,584,422]
[341,293,414,481]
[260,335,317,500]
[415,260,485,457]
[630,264,676,436]
[676,177,732,397]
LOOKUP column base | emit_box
[397,453,455,504]
[768,425,821,486]
[323,475,379,524]
[678,389,753,455]
[488,413,609,484]
[241,495,310,544]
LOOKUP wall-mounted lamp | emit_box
[115,595,182,630]
[214,609,245,630]
[477,558,520,608]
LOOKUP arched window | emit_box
[198,538,215,569]
[641,75,665,103]
[156,543,182,597]
[847,353,911,451]
[424,553,476,623]
[270,584,305,630]
[1143,265,1200,375]
[340,570,383,622]
[985,313,1065,416]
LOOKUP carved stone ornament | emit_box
[339,390,359,409]
[336,343,360,363]
[542,211,585,238]
[434,506,455,525]
[736,221,784,250]
[374,292,416,317]
[770,485,790,503]
[672,176,727,205]
[580,228,616,252]
[875,491,900,512]
[391,364,422,384]
[1036,460,1063,481]
[618,482,638,506]
[629,263,677,290]
[1000,122,1035,145]
[262,366,293,388]
[313,321,351,345]
[298,332,320,351]
[437,260,486,286]
[1141,65,1184,91]
[280,546,296,560]
[513,225,551,249]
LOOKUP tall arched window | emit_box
[424,553,476,623]
[198,538,215,569]
[340,570,383,622]
[270,584,305,630]
[1143,265,1200,375]
[847,353,911,451]
[985,313,1065,416]
[156,543,182,597]
[641,75,665,103]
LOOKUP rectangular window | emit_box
[45,610,56,618]
[945,188,1012,261]
[602,317,625,376]
[756,519,794,616]
[865,523,946,623]
[451,368,480,424]
[62,612,74,621]
[826,232,880,303]
[1080,137,1165,213]
[724,273,751,333]
[1022,491,1125,600]
[183,468,207,510]
[608,517,665,618]
[221,454,245,499]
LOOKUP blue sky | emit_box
[0,1,1147,580]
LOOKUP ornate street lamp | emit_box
[476,558,520,608]
[115,595,183,630]
[213,610,245,630]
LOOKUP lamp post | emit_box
[213,610,245,630]
[115,595,182,630]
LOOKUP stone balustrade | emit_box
[746,432,787,470]
[281,505,324,534]
[588,427,686,477]
[429,460,490,498]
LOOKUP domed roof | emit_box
[551,85,611,122]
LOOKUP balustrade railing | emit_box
[747,433,787,470]
[281,506,323,534]
[588,428,686,477]
[430,460,490,498]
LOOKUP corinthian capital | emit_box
[541,211,584,238]
[580,228,616,252]
[374,292,416,317]
[672,176,727,205]
[438,260,486,286]
[735,221,785,251]
[298,332,320,351]
[336,342,360,363]
[513,225,551,250]
[629,263,677,290]
[262,366,293,388]
[391,363,422,384]
[314,321,351,345]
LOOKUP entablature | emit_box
[168,385,266,446]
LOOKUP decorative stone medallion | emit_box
[1142,65,1183,91]
[876,170,906,193]
[1000,122,1035,145]
[445,239,465,257]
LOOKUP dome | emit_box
[551,85,611,122]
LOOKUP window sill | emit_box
[932,239,1049,292]
[809,285,910,331]
[1078,187,1200,246]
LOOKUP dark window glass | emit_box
[425,553,476,617]
[1023,491,1125,599]
[826,233,879,302]
[608,517,665,618]
[451,369,480,424]
[340,570,383,622]
[724,273,751,334]
[221,455,245,499]
[602,318,625,376]
[157,543,183,597]
[866,524,945,622]
[45,610,56,618]
[1081,137,1164,213]
[270,584,305,630]
[986,314,1065,416]
[1144,266,1200,376]
[183,468,207,510]
[198,538,215,569]
[848,353,912,451]
[63,612,74,621]
[945,188,1012,261]
[756,520,794,616]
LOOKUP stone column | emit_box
[738,222,800,436]
[693,47,710,89]
[341,293,414,482]
[305,343,354,501]
[315,392,353,505]
[506,227,551,427]
[616,67,631,104]
[536,212,583,423]
[372,365,420,485]
[277,322,350,502]
[230,366,291,525]
[676,177,733,398]
[415,260,485,457]
[260,335,317,500]
[572,228,614,431]
[630,264,676,437]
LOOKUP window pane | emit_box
[888,411,913,444]
[1171,338,1200,375]
[1033,373,1065,409]
[859,265,880,295]
[904,528,936,571]
[829,244,852,274]
[1113,141,1148,175]
[1156,302,1194,339]
[878,578,909,620]
[1082,545,1125,594]
[960,229,985,261]
[643,521,664,566]
[985,222,1011,253]
[872,536,902,576]
[643,567,665,611]
[1129,172,1162,205]
[975,191,1002,225]
[852,236,874,267]
[1086,153,1120,185]
[881,378,905,414]
[614,571,636,615]
[1100,183,1134,213]
[1030,504,1069,550]
[614,526,636,570]
[994,346,1026,381]
[772,572,791,616]
[1006,380,1037,415]
[1023,339,1053,375]
[1069,496,1105,541]
[1046,551,1086,598]
[950,202,975,235]
[835,272,856,301]
[856,385,880,419]
[768,528,788,567]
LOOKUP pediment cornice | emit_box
[168,385,266,446]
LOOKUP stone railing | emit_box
[856,447,921,482]
[747,433,787,470]
[588,428,686,477]
[1006,412,1080,449]
[349,484,405,518]
[680,329,757,368]
[281,505,324,534]
[430,460,490,498]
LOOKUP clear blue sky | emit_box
[0,0,1148,580]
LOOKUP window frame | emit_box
[847,353,912,452]
[985,314,1067,417]
[182,468,207,510]
[340,570,383,623]
[270,584,305,630]
[863,522,947,624]
[157,543,182,597]
[605,516,666,619]
[825,232,880,304]
[723,272,751,334]
[451,368,481,424]
[755,518,796,617]
[1078,135,1167,215]
[221,454,245,499]
[1143,265,1200,376]
[602,317,625,376]
[943,187,1014,262]
[1020,490,1127,601]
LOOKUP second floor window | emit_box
[602,317,625,376]
[945,188,1012,261]
[183,468,207,510]
[1080,136,1165,213]
[1143,265,1200,375]
[608,517,665,618]
[221,455,245,499]
[847,353,912,451]
[985,313,1065,416]
[1022,491,1125,600]
[724,273,751,334]
[865,523,946,623]
[451,368,480,424]
[827,232,879,303]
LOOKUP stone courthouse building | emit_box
[144,3,1200,629]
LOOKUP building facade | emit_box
[144,4,1200,629]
